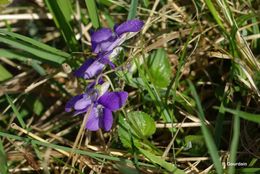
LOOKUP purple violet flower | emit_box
[65,82,128,131]
[86,91,128,131]
[74,47,124,79]
[74,19,144,80]
[74,58,105,79]
[91,19,144,54]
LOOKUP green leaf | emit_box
[135,56,174,124]
[138,148,185,173]
[219,107,260,123]
[85,0,100,29]
[127,0,138,20]
[0,138,8,174]
[33,98,44,116]
[146,48,171,88]
[128,111,156,137]
[118,112,156,149]
[0,64,12,81]
[44,0,78,51]
[118,115,142,149]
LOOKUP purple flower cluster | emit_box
[65,19,144,131]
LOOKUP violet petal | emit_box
[74,94,91,110]
[74,58,95,78]
[99,37,117,52]
[91,28,113,43]
[91,41,99,53]
[85,107,100,131]
[113,24,119,31]
[98,92,128,111]
[65,94,84,112]
[115,19,144,36]
[73,107,88,116]
[100,108,113,131]
[98,54,113,66]
[105,36,126,52]
[83,60,105,79]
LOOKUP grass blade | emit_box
[5,94,26,129]
[0,29,71,59]
[228,104,240,174]
[128,0,138,20]
[142,0,149,7]
[104,11,115,28]
[0,138,8,174]
[237,168,260,173]
[0,131,154,168]
[0,49,40,63]
[31,60,47,76]
[138,148,185,174]
[44,0,78,51]
[217,107,260,123]
[0,35,66,64]
[204,0,225,30]
[85,0,100,29]
[188,80,223,174]
[214,95,229,148]
[0,49,46,75]
[57,0,73,23]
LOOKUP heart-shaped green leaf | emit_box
[118,111,156,149]
[146,48,171,88]
[128,111,156,137]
